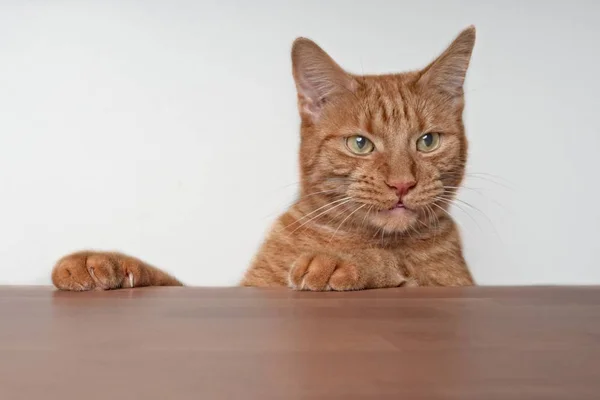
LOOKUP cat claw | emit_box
[128,272,134,288]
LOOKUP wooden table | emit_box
[0,286,598,399]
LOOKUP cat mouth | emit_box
[385,201,410,214]
[389,201,406,210]
[371,200,418,228]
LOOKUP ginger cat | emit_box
[52,26,476,292]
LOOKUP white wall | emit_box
[1,0,599,286]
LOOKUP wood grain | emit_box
[0,286,598,399]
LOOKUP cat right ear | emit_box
[417,26,476,98]
[291,38,357,123]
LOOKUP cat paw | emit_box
[52,252,131,291]
[289,253,361,291]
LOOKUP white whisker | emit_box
[329,204,366,243]
[289,198,354,234]
[283,196,350,229]
[436,196,483,234]
[431,203,465,232]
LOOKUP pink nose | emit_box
[386,180,416,200]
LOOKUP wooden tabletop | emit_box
[0,286,598,399]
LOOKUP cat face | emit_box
[292,27,475,233]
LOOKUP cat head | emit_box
[291,26,475,233]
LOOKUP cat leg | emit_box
[288,251,407,291]
[52,251,182,291]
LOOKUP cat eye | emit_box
[346,135,375,155]
[416,132,441,153]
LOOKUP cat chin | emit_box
[369,207,418,232]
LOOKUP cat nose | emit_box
[386,180,416,200]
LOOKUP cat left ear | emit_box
[291,38,357,123]
[418,26,476,97]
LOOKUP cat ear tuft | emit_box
[418,26,476,97]
[291,38,357,122]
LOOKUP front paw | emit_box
[289,253,361,291]
[52,252,130,291]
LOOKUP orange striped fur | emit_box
[52,27,476,291]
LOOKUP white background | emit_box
[1,0,599,286]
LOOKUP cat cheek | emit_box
[332,167,353,176]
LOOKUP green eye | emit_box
[346,135,375,155]
[416,132,441,153]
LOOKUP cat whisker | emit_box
[282,196,350,230]
[444,185,512,215]
[467,171,514,185]
[407,221,420,241]
[435,196,483,234]
[451,197,503,244]
[444,185,485,195]
[438,195,503,244]
[288,198,354,235]
[361,204,374,228]
[260,183,346,221]
[372,226,382,239]
[417,214,429,229]
[425,204,439,247]
[270,176,359,195]
[296,188,342,201]
[405,224,414,241]
[328,204,366,243]
[441,196,493,224]
[322,200,356,227]
[273,180,302,191]
[443,172,515,191]
[431,203,466,233]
